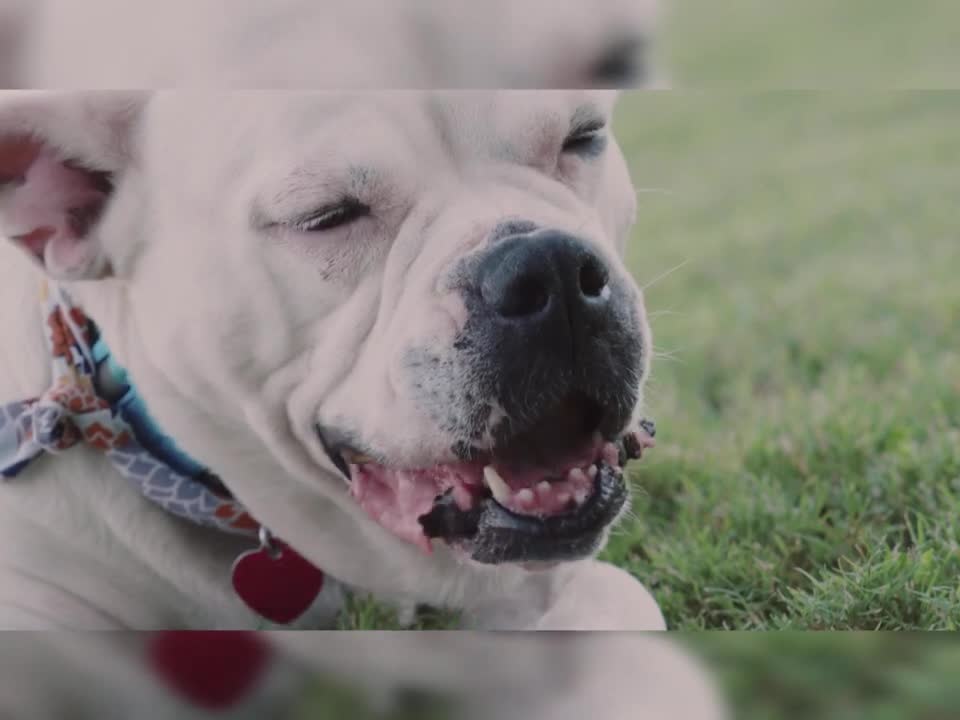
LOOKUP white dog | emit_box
[0,89,668,632]
[0,8,723,720]
[2,0,663,90]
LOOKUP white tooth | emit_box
[587,465,598,479]
[516,488,535,507]
[574,489,588,505]
[536,481,552,497]
[483,466,512,505]
[568,468,588,485]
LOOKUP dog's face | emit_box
[0,91,650,566]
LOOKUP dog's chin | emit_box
[316,412,655,566]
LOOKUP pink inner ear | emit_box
[0,136,42,182]
[1,136,108,275]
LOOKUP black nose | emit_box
[458,226,642,440]
[478,229,611,332]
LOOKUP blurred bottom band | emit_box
[0,632,958,720]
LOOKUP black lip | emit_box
[315,424,351,480]
[418,459,629,565]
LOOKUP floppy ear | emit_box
[0,91,147,281]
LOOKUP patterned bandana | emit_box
[0,282,259,534]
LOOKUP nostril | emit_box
[498,274,550,318]
[579,259,609,299]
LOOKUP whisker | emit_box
[641,258,693,292]
[653,347,685,360]
[651,341,687,362]
[621,505,641,521]
[653,342,689,355]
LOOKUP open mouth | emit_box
[320,400,655,565]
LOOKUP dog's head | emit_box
[0,90,650,567]
[18,0,663,89]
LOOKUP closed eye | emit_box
[562,121,608,157]
[293,198,370,233]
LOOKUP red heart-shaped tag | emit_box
[231,540,325,625]
[147,631,271,710]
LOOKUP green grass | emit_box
[604,91,960,630]
[333,594,460,631]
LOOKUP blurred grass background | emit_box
[684,633,960,720]
[659,0,960,87]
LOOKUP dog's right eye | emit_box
[294,198,370,233]
[561,120,608,158]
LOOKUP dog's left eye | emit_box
[294,198,370,233]
[562,122,608,157]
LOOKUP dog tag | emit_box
[147,631,271,710]
[231,527,325,625]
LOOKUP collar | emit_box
[0,282,325,625]
[0,281,259,534]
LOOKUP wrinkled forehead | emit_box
[142,91,620,188]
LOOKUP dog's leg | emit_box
[462,559,666,631]
[532,559,667,631]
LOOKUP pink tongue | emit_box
[351,465,455,553]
